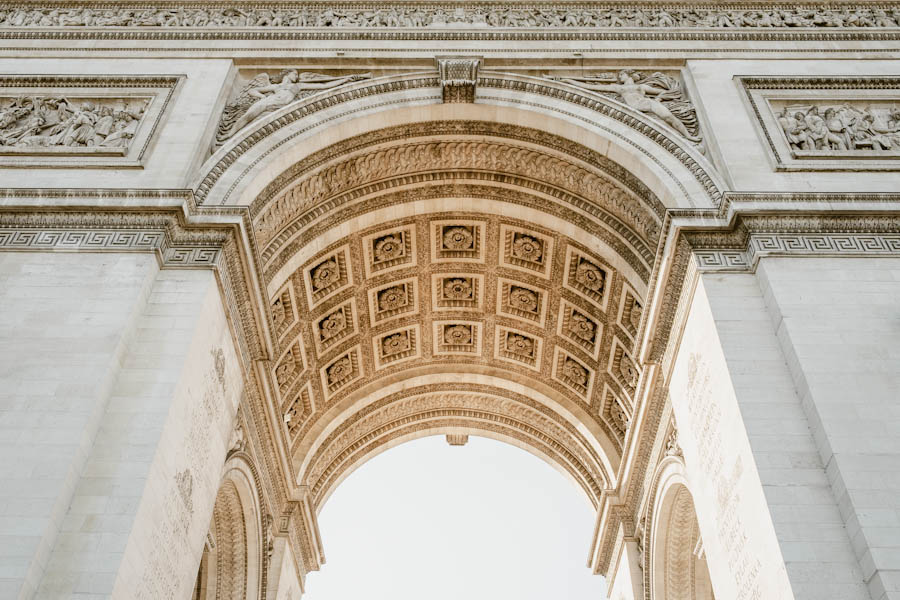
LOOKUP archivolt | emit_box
[300,384,609,510]
[196,457,265,600]
[197,72,722,210]
[250,122,664,249]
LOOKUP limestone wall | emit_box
[758,257,900,600]
[0,252,158,599]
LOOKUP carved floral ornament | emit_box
[267,212,643,461]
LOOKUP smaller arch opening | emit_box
[651,482,715,600]
[193,465,264,600]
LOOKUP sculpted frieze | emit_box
[777,103,900,154]
[550,70,702,146]
[0,75,177,165]
[215,70,371,146]
[4,5,900,30]
[740,76,900,170]
[0,96,147,153]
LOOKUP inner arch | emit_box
[304,436,606,600]
[245,93,693,559]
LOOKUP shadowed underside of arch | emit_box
[238,92,688,520]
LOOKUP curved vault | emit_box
[253,116,664,513]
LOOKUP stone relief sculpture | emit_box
[551,70,702,143]
[215,70,371,145]
[3,6,900,29]
[777,104,900,152]
[0,96,147,149]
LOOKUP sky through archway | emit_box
[303,436,607,600]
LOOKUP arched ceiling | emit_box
[253,118,660,513]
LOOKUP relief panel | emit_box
[0,75,179,167]
[741,76,900,170]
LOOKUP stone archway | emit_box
[195,69,719,590]
[648,460,715,600]
[194,458,265,600]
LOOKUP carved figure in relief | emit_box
[0,96,146,149]
[553,70,701,142]
[778,103,900,151]
[215,70,371,144]
[6,6,900,29]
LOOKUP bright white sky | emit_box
[303,435,608,600]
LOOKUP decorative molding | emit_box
[4,4,900,42]
[694,231,900,271]
[0,75,179,167]
[0,211,221,267]
[435,56,481,103]
[300,385,609,509]
[684,213,900,272]
[740,76,900,171]
[197,74,714,211]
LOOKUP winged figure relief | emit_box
[214,70,371,147]
[551,70,702,144]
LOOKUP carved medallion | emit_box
[311,259,339,291]
[508,286,539,313]
[382,331,411,356]
[444,278,473,300]
[377,285,408,312]
[442,226,474,250]
[434,321,481,355]
[575,259,605,293]
[443,324,473,346]
[373,234,405,262]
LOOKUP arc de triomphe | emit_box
[0,4,899,599]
